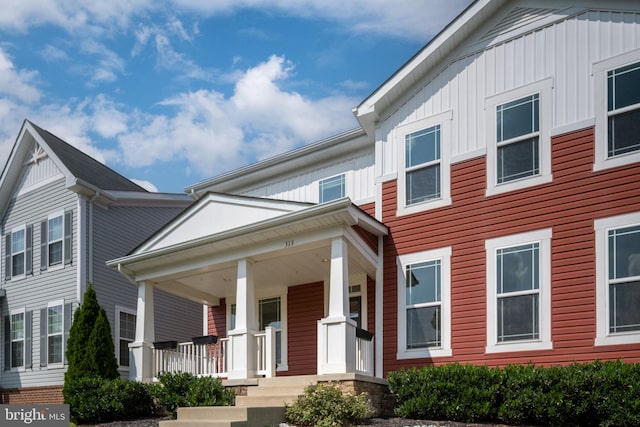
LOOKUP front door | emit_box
[259,297,281,365]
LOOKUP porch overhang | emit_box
[107,198,387,306]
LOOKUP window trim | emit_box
[115,306,136,369]
[10,225,27,279]
[397,247,452,359]
[486,78,553,197]
[47,211,65,269]
[396,111,452,216]
[594,48,640,171]
[46,300,64,367]
[594,212,640,346]
[319,173,346,204]
[485,229,553,353]
[10,308,26,370]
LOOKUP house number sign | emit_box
[285,239,294,247]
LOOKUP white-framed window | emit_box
[594,48,640,171]
[46,301,64,365]
[47,213,64,267]
[486,78,553,196]
[397,247,452,359]
[595,212,640,346]
[397,111,452,216]
[116,306,136,368]
[485,229,552,353]
[10,309,25,368]
[11,226,26,277]
[319,174,345,203]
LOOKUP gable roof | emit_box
[27,121,146,193]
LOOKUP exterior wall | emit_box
[240,149,374,205]
[382,126,640,373]
[282,282,324,376]
[92,203,202,374]
[376,5,640,177]
[208,298,227,338]
[0,178,77,389]
[0,385,63,404]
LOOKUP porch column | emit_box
[227,258,257,379]
[318,236,356,374]
[129,281,155,382]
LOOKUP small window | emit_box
[259,297,281,365]
[11,311,25,368]
[48,215,63,266]
[118,309,136,367]
[11,228,25,277]
[607,62,640,158]
[397,247,452,359]
[319,175,345,203]
[47,304,63,364]
[496,94,540,184]
[405,126,441,204]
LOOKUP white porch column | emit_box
[318,236,356,374]
[227,258,257,379]
[129,281,155,382]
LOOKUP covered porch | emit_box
[107,194,387,382]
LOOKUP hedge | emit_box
[387,360,640,427]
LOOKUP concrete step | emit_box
[235,394,301,407]
[160,406,285,427]
[245,384,307,397]
[256,375,318,388]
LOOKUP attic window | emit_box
[25,145,47,166]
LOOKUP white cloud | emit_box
[79,39,126,84]
[131,178,158,192]
[0,48,41,104]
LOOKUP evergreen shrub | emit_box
[153,372,235,418]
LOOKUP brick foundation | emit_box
[0,385,64,404]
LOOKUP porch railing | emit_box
[255,326,276,377]
[355,327,374,376]
[152,335,227,378]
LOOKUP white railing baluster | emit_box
[151,338,229,378]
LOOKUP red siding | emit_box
[283,282,324,376]
[382,127,640,373]
[208,298,226,338]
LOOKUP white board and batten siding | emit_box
[376,3,640,177]
[1,177,77,388]
[92,204,203,345]
[242,149,375,205]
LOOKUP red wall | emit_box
[208,298,226,338]
[382,127,640,373]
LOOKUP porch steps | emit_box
[159,376,315,427]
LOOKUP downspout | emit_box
[117,263,138,286]
[375,235,384,378]
[88,191,100,284]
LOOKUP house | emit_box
[109,0,640,390]
[0,120,203,403]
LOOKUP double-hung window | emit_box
[486,79,552,196]
[595,212,640,346]
[594,50,640,170]
[397,111,452,216]
[41,211,71,270]
[397,247,451,359]
[11,311,25,368]
[319,174,345,203]
[486,229,552,353]
[47,303,63,364]
[48,214,63,266]
[116,307,136,368]
[11,228,26,277]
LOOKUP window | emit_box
[48,214,63,266]
[259,297,282,365]
[486,79,552,196]
[595,212,640,346]
[485,229,552,353]
[11,228,25,277]
[11,311,25,368]
[319,174,345,203]
[397,111,452,216]
[397,247,451,359]
[594,50,640,171]
[117,307,136,368]
[47,303,63,364]
[496,95,539,184]
[349,284,363,329]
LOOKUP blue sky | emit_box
[0,0,472,193]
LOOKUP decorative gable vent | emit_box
[481,7,558,42]
[17,143,62,196]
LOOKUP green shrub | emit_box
[64,377,154,424]
[285,382,373,427]
[388,360,640,427]
[153,372,234,418]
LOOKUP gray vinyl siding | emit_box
[92,205,202,364]
[0,178,77,388]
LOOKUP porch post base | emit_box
[226,328,258,380]
[317,316,356,375]
[129,341,154,382]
